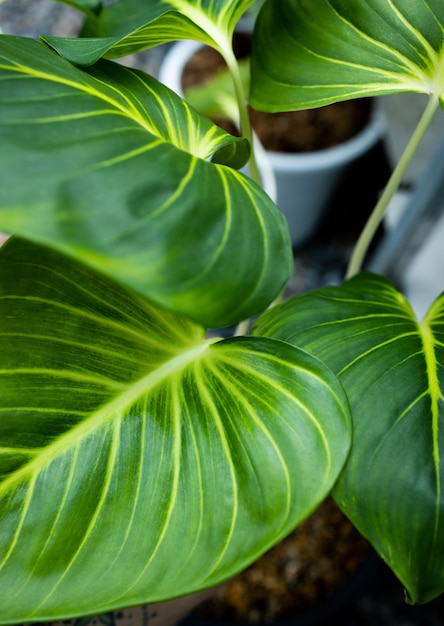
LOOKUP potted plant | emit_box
[0,0,443,624]
[158,35,384,248]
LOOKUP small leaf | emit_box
[0,35,291,328]
[250,0,444,111]
[0,238,351,623]
[43,0,256,66]
[252,272,444,604]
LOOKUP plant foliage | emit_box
[0,35,291,329]
[250,0,444,110]
[253,273,444,604]
[46,0,257,65]
[0,238,350,622]
[1,0,444,620]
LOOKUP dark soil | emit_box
[195,499,370,624]
[248,102,372,153]
[181,40,372,153]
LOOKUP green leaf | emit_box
[250,0,444,111]
[252,272,444,604]
[0,238,351,624]
[0,35,292,329]
[43,0,256,66]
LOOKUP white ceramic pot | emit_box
[264,121,384,247]
[159,40,384,249]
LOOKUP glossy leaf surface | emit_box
[0,35,291,328]
[43,0,255,66]
[253,272,444,604]
[250,0,444,110]
[0,238,351,623]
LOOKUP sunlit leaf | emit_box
[0,238,351,623]
[43,0,256,66]
[250,0,444,110]
[0,35,292,329]
[252,272,444,604]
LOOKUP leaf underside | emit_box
[250,0,444,111]
[43,0,256,66]
[0,238,351,623]
[252,272,444,604]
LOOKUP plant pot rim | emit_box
[159,39,385,170]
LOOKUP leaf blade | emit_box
[0,238,351,623]
[0,35,291,328]
[252,272,444,604]
[250,0,444,111]
[43,0,256,66]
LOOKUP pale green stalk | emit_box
[223,47,261,186]
[234,318,250,336]
[218,44,266,336]
[346,93,440,279]
[234,290,284,336]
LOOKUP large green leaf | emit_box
[0,238,351,623]
[250,0,444,110]
[0,35,292,329]
[43,0,255,66]
[252,272,444,604]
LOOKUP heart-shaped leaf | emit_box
[0,35,292,329]
[43,0,255,66]
[250,0,444,110]
[0,238,351,623]
[252,272,444,604]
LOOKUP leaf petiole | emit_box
[346,93,441,279]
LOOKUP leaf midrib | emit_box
[0,340,213,497]
[418,318,443,538]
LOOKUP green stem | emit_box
[233,289,284,337]
[233,318,251,337]
[346,93,440,279]
[223,49,262,186]
[219,46,265,336]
